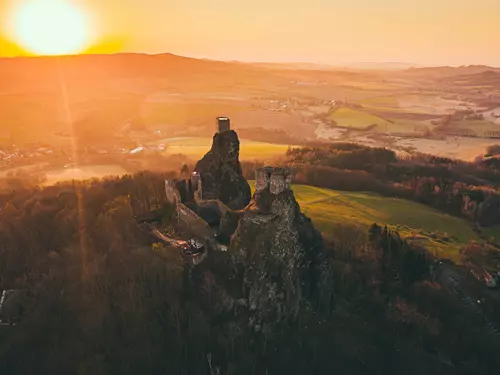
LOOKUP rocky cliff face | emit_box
[226,189,331,327]
[194,130,251,210]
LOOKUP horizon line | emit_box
[0,51,498,70]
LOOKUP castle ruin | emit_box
[255,166,292,195]
[191,171,203,200]
[157,118,294,266]
[165,179,181,205]
[216,117,231,133]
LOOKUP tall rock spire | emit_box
[193,117,251,210]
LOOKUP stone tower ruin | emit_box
[255,166,292,195]
[191,171,203,200]
[165,179,181,204]
[216,117,231,133]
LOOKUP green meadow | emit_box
[249,181,492,261]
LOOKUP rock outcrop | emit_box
[194,130,251,210]
[227,188,331,326]
[184,121,331,328]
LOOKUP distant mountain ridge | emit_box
[248,62,337,71]
[247,61,423,71]
[403,64,500,78]
[1,52,497,73]
[335,62,424,70]
[443,69,500,88]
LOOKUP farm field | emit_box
[155,137,296,161]
[359,95,399,107]
[452,120,500,137]
[43,164,128,185]
[384,119,426,133]
[395,94,472,114]
[329,107,390,129]
[394,136,496,161]
[249,181,493,260]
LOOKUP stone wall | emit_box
[177,203,215,241]
[191,172,201,190]
[165,180,181,204]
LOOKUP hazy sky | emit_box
[0,0,498,66]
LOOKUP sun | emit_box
[10,0,92,55]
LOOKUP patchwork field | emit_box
[330,107,390,129]
[154,137,296,161]
[452,120,500,137]
[357,94,466,116]
[359,95,400,109]
[395,94,471,115]
[249,181,494,260]
[394,136,496,161]
[327,106,423,134]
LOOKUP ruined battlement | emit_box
[255,166,292,195]
[165,179,181,204]
[216,117,231,133]
[191,171,201,188]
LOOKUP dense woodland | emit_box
[0,159,498,373]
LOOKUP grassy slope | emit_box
[249,181,482,260]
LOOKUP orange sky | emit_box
[0,0,498,66]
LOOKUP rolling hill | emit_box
[446,70,500,89]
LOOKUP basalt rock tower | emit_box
[226,166,331,325]
[177,118,332,330]
[193,117,251,210]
